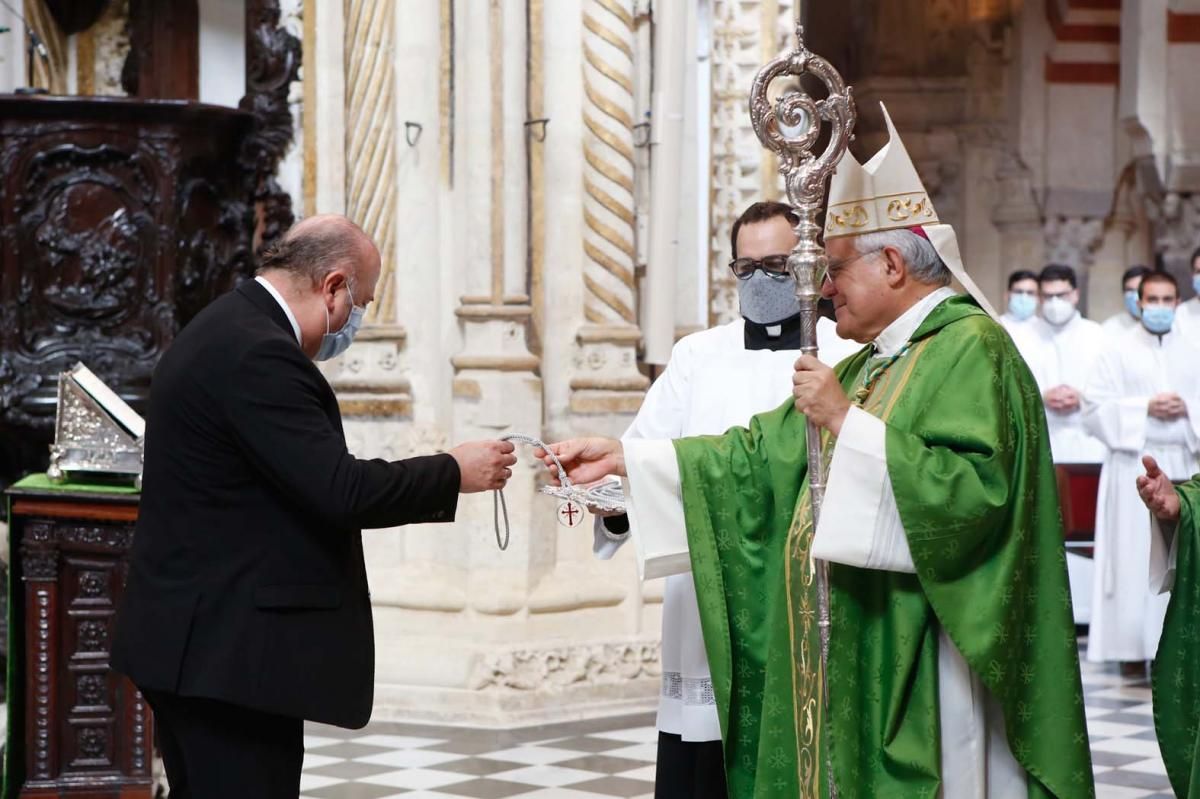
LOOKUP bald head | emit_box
[257,214,382,360]
[260,214,378,288]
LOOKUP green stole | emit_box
[1154,476,1200,797]
[674,296,1093,798]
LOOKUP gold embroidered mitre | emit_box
[826,105,937,236]
[825,103,997,317]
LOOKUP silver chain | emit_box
[492,434,571,551]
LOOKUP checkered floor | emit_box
[297,646,1176,798]
[300,713,659,799]
[1082,655,1174,798]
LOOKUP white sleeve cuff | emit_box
[812,406,916,573]
[624,439,691,580]
[1149,514,1178,594]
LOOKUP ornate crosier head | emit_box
[749,25,856,213]
[749,24,856,313]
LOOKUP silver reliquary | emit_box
[47,363,145,488]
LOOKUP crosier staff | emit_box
[748,23,856,799]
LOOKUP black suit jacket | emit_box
[112,280,460,728]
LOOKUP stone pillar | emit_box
[569,0,648,425]
[707,0,796,327]
[322,0,413,439]
[991,155,1045,295]
[1040,0,1122,309]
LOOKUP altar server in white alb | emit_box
[1176,246,1200,337]
[1100,265,1150,339]
[999,269,1041,367]
[1084,270,1200,671]
[1026,263,1105,623]
[1032,263,1107,465]
[592,200,857,799]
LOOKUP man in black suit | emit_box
[112,215,516,798]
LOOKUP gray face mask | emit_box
[314,282,366,361]
[738,271,802,324]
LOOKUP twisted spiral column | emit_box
[571,0,647,416]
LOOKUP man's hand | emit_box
[536,438,624,485]
[793,355,851,435]
[1136,454,1181,522]
[1044,385,1081,413]
[1149,393,1187,420]
[450,440,517,493]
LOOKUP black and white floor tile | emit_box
[298,647,1174,798]
[1082,654,1173,798]
[300,713,659,799]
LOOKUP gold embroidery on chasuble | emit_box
[783,337,932,797]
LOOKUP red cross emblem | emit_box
[557,500,585,528]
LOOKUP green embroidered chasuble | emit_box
[673,296,1093,798]
[1154,475,1200,797]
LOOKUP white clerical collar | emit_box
[873,286,957,357]
[254,275,303,345]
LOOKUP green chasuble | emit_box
[674,296,1093,798]
[1154,475,1200,797]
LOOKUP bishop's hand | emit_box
[1136,454,1181,523]
[536,437,625,485]
[793,354,851,435]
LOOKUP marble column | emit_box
[568,0,648,425]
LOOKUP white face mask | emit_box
[314,281,366,361]
[1041,296,1076,327]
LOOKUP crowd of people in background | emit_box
[999,248,1200,677]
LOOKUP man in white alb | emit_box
[593,200,856,799]
[1084,270,1200,675]
[1100,265,1150,339]
[1177,246,1200,337]
[998,269,1040,368]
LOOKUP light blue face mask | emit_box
[1007,293,1037,321]
[1124,290,1141,320]
[1193,274,1200,296]
[314,281,366,361]
[1141,305,1175,335]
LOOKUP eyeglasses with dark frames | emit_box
[729,254,792,281]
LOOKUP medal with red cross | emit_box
[556,499,585,528]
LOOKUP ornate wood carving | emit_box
[241,0,301,256]
[0,97,253,443]
[10,487,152,797]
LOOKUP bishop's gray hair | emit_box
[852,229,951,287]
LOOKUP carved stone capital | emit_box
[1043,216,1106,272]
[1144,191,1200,269]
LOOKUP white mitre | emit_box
[825,103,998,318]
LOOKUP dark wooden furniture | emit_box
[0,0,299,494]
[1055,463,1102,558]
[0,95,255,438]
[6,479,151,799]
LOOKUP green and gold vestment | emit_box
[673,296,1093,797]
[1154,475,1200,797]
